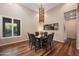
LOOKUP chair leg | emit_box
[29,42,30,46]
[45,45,48,51]
[29,43,31,48]
[31,44,32,50]
[49,44,52,49]
[29,41,32,48]
[35,47,37,52]
[45,47,47,51]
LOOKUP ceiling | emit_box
[21,3,62,12]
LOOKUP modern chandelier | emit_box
[39,4,44,23]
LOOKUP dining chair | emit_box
[48,33,54,48]
[29,34,41,52]
[42,33,54,50]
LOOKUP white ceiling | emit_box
[21,3,61,12]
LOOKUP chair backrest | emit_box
[27,32,31,42]
[44,32,48,36]
[47,34,52,43]
[35,32,39,36]
[47,33,54,45]
[51,33,54,40]
[27,32,30,38]
[29,34,36,45]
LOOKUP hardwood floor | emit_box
[48,39,76,56]
[0,39,79,56]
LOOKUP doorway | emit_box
[65,20,77,40]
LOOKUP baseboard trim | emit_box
[54,39,64,43]
[0,39,29,47]
[0,39,64,47]
[67,38,76,40]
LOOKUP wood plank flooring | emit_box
[0,39,79,56]
[48,39,76,56]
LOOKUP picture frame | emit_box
[64,9,76,20]
[44,23,59,30]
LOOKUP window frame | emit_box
[0,15,22,39]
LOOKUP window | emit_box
[3,17,12,37]
[2,17,21,38]
[13,19,20,36]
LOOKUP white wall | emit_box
[44,3,77,42]
[0,3,37,45]
[77,4,79,49]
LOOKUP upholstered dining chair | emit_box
[42,33,54,50]
[29,34,41,52]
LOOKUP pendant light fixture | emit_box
[39,4,44,23]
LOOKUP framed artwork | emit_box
[44,23,59,30]
[64,9,76,20]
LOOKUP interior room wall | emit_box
[44,3,77,42]
[77,4,79,49]
[0,3,37,45]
